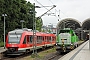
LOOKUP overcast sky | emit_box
[26,0,90,27]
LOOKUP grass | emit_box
[0,41,4,47]
[37,47,56,58]
[21,47,56,60]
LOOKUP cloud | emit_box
[27,0,90,26]
[56,0,90,22]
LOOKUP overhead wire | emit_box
[34,0,53,13]
[48,0,68,18]
[48,0,54,5]
[34,0,68,20]
[48,0,59,18]
[60,10,68,17]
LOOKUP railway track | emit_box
[46,41,85,60]
[47,52,62,60]
[42,51,66,60]
[0,42,84,60]
[0,52,65,60]
[0,51,32,60]
[0,47,55,60]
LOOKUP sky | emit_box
[26,0,90,27]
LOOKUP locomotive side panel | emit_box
[56,28,79,53]
[5,29,56,55]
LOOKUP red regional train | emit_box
[5,28,56,55]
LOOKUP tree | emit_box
[0,0,33,42]
[0,0,43,43]
[36,17,43,31]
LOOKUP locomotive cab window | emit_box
[59,30,70,33]
[26,35,30,44]
[72,33,74,36]
[8,33,22,44]
[23,36,26,44]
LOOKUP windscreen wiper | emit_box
[15,32,18,38]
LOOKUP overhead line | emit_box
[60,10,68,17]
[48,0,54,5]
[34,0,53,13]
[48,0,68,18]
[34,0,68,19]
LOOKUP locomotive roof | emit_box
[8,28,55,36]
[9,28,32,34]
[9,29,23,34]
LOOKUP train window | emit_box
[72,33,74,36]
[59,30,70,33]
[26,35,30,44]
[49,37,52,42]
[37,36,39,43]
[42,37,44,41]
[45,36,47,42]
[47,36,51,42]
[30,35,33,43]
[52,37,55,41]
[23,36,26,44]
[51,37,53,41]
[37,36,42,43]
[47,36,49,42]
[8,33,21,43]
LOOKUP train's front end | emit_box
[5,29,23,55]
[56,28,74,53]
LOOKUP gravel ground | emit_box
[34,52,64,60]
[0,48,65,60]
[35,52,57,60]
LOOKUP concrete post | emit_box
[89,31,90,50]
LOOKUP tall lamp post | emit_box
[20,20,25,29]
[2,14,7,49]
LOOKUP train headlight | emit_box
[71,44,73,45]
[56,42,58,45]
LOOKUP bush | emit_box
[0,41,4,47]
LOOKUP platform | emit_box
[58,40,90,60]
[0,47,6,53]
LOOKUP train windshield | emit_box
[59,30,70,33]
[8,33,22,43]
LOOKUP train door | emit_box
[51,36,52,44]
[37,36,42,47]
[23,36,26,47]
[26,35,30,47]
[23,35,33,47]
[42,36,45,45]
[26,35,34,48]
[45,36,47,44]
[52,36,55,44]
[47,36,52,44]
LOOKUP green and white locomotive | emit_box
[56,28,79,53]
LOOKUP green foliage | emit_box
[48,29,51,33]
[36,18,43,31]
[42,29,45,32]
[0,0,43,42]
[0,41,4,47]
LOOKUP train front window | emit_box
[59,30,70,33]
[8,33,21,43]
